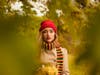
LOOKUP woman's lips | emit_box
[47,37,51,40]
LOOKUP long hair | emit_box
[38,32,61,50]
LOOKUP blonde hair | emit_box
[38,32,61,49]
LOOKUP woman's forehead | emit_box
[42,27,54,31]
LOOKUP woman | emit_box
[38,20,70,75]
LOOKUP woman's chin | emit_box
[46,40,52,43]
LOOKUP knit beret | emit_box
[39,20,57,33]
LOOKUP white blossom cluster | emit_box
[10,0,49,16]
[28,0,49,16]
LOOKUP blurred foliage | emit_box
[0,0,100,75]
[75,11,100,75]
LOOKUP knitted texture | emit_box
[39,20,57,33]
[56,47,63,75]
[41,42,54,50]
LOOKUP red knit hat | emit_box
[39,20,57,33]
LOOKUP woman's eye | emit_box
[50,30,53,33]
[42,30,47,33]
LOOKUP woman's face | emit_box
[42,28,55,43]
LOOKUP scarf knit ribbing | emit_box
[41,42,54,50]
[56,47,63,75]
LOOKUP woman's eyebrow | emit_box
[42,30,47,32]
[50,29,53,31]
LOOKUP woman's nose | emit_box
[47,32,50,36]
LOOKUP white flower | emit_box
[56,9,63,17]
[10,1,24,15]
[11,1,23,11]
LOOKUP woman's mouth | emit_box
[47,37,51,40]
